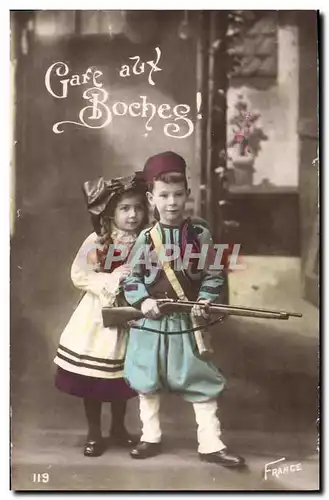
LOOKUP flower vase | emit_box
[232,155,255,186]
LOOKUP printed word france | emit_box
[45,48,195,139]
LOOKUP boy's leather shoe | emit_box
[130,441,162,459]
[199,448,245,467]
[83,438,105,457]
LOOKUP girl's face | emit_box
[113,192,145,232]
[147,180,189,226]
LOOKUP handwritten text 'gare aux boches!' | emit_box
[45,47,201,139]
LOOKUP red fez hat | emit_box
[143,151,186,183]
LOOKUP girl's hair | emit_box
[97,187,148,246]
[147,172,188,193]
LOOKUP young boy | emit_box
[123,151,244,467]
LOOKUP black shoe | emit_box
[199,448,245,468]
[130,441,162,459]
[83,438,105,457]
[109,428,139,448]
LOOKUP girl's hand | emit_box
[86,248,101,271]
[192,299,211,320]
[141,298,161,319]
[87,249,99,266]
[113,264,131,282]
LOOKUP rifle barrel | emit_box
[160,303,289,320]
[212,304,302,318]
[166,300,302,318]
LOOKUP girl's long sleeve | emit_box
[70,233,122,306]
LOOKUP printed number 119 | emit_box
[32,473,49,483]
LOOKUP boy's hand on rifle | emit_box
[141,298,162,319]
[192,299,211,320]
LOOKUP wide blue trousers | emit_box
[124,312,226,403]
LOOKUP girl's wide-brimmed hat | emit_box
[82,172,146,235]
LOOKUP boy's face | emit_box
[147,180,189,225]
[113,193,145,232]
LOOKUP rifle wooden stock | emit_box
[102,300,302,328]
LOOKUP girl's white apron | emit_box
[54,231,133,379]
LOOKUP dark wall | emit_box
[11,12,198,427]
[225,190,300,256]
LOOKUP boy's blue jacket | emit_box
[122,219,226,402]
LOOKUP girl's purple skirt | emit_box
[55,367,137,402]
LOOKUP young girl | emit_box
[54,173,148,457]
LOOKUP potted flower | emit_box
[227,94,268,186]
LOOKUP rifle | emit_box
[102,298,302,328]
